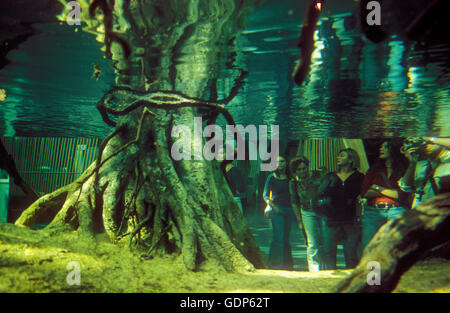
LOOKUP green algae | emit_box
[0,222,448,293]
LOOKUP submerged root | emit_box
[14,156,257,273]
[14,102,264,273]
[14,160,98,228]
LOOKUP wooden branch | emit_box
[96,87,238,130]
[292,0,324,86]
[335,193,450,293]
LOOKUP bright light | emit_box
[315,2,322,11]
[0,89,6,102]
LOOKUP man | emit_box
[399,137,450,208]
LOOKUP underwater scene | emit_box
[0,0,449,299]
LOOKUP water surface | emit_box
[0,0,448,138]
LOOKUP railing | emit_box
[1,137,369,199]
[300,138,369,174]
[1,137,100,196]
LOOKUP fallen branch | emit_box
[335,193,450,293]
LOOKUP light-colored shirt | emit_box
[399,151,450,208]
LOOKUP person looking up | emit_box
[360,139,410,254]
[399,137,450,208]
[316,148,364,270]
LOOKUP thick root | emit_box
[14,108,266,273]
[199,217,254,272]
[335,193,450,293]
[14,187,69,228]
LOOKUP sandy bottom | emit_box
[0,222,448,293]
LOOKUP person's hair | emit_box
[375,139,409,178]
[338,148,360,170]
[277,154,288,163]
[289,156,309,175]
[275,154,290,177]
[220,159,233,175]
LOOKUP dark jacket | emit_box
[314,171,365,221]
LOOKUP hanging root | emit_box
[96,67,248,129]
[127,208,152,247]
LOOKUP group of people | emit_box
[262,137,450,271]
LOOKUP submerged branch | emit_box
[292,0,324,86]
[96,87,238,127]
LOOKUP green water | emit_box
[0,0,448,138]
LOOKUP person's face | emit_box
[337,151,352,167]
[296,162,309,179]
[379,141,390,159]
[276,157,286,171]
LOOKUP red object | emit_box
[361,165,409,206]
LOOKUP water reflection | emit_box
[0,2,449,138]
[228,7,450,138]
[0,23,115,137]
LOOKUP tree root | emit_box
[14,73,265,273]
[335,193,450,293]
[96,86,236,128]
[15,119,262,273]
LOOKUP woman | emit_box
[316,148,365,270]
[263,155,296,270]
[360,139,410,254]
[289,156,326,272]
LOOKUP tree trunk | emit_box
[15,0,266,272]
